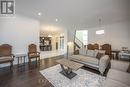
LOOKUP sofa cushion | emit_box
[70,55,84,61]
[107,69,130,86]
[82,56,99,65]
[79,48,86,55]
[0,56,13,63]
[29,53,40,58]
[94,50,99,57]
[86,50,95,57]
[70,55,99,65]
[103,78,129,87]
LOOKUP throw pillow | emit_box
[127,64,130,73]
[96,52,104,59]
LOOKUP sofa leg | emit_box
[100,72,104,76]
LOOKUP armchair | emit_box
[0,44,14,70]
[28,44,40,65]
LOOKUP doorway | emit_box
[39,31,65,59]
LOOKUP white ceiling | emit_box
[16,0,130,28]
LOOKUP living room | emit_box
[0,0,130,87]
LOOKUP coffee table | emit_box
[56,59,83,79]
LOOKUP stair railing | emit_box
[74,36,84,49]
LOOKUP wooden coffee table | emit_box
[56,59,83,79]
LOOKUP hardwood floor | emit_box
[0,55,100,87]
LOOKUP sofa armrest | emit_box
[111,60,129,72]
[99,55,110,74]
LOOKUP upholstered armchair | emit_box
[93,43,99,50]
[0,44,14,70]
[28,44,40,65]
[101,44,112,59]
[87,44,94,50]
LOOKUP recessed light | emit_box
[38,12,42,16]
[55,18,58,22]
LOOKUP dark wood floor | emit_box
[0,56,100,87]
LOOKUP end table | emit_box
[15,53,27,67]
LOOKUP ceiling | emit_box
[16,0,130,28]
[40,25,65,35]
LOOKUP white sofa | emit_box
[70,50,110,74]
[102,60,130,87]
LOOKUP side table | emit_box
[111,50,120,60]
[15,54,27,67]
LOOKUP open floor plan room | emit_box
[0,0,130,87]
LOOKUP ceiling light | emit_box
[60,34,63,37]
[38,12,42,16]
[55,18,58,22]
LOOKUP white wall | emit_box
[0,15,40,67]
[88,21,130,50]
[68,20,130,50]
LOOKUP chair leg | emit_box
[36,57,40,66]
[36,58,38,66]
[38,57,40,63]
[29,59,31,67]
[10,61,13,71]
[36,57,40,67]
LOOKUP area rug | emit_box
[40,64,105,87]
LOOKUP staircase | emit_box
[74,30,87,54]
[74,36,84,49]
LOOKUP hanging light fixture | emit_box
[96,18,105,35]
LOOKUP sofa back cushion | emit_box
[94,50,99,57]
[86,50,95,57]
[79,48,87,55]
[86,50,105,58]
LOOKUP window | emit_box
[96,30,105,35]
[76,30,88,45]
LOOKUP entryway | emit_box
[39,30,65,59]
